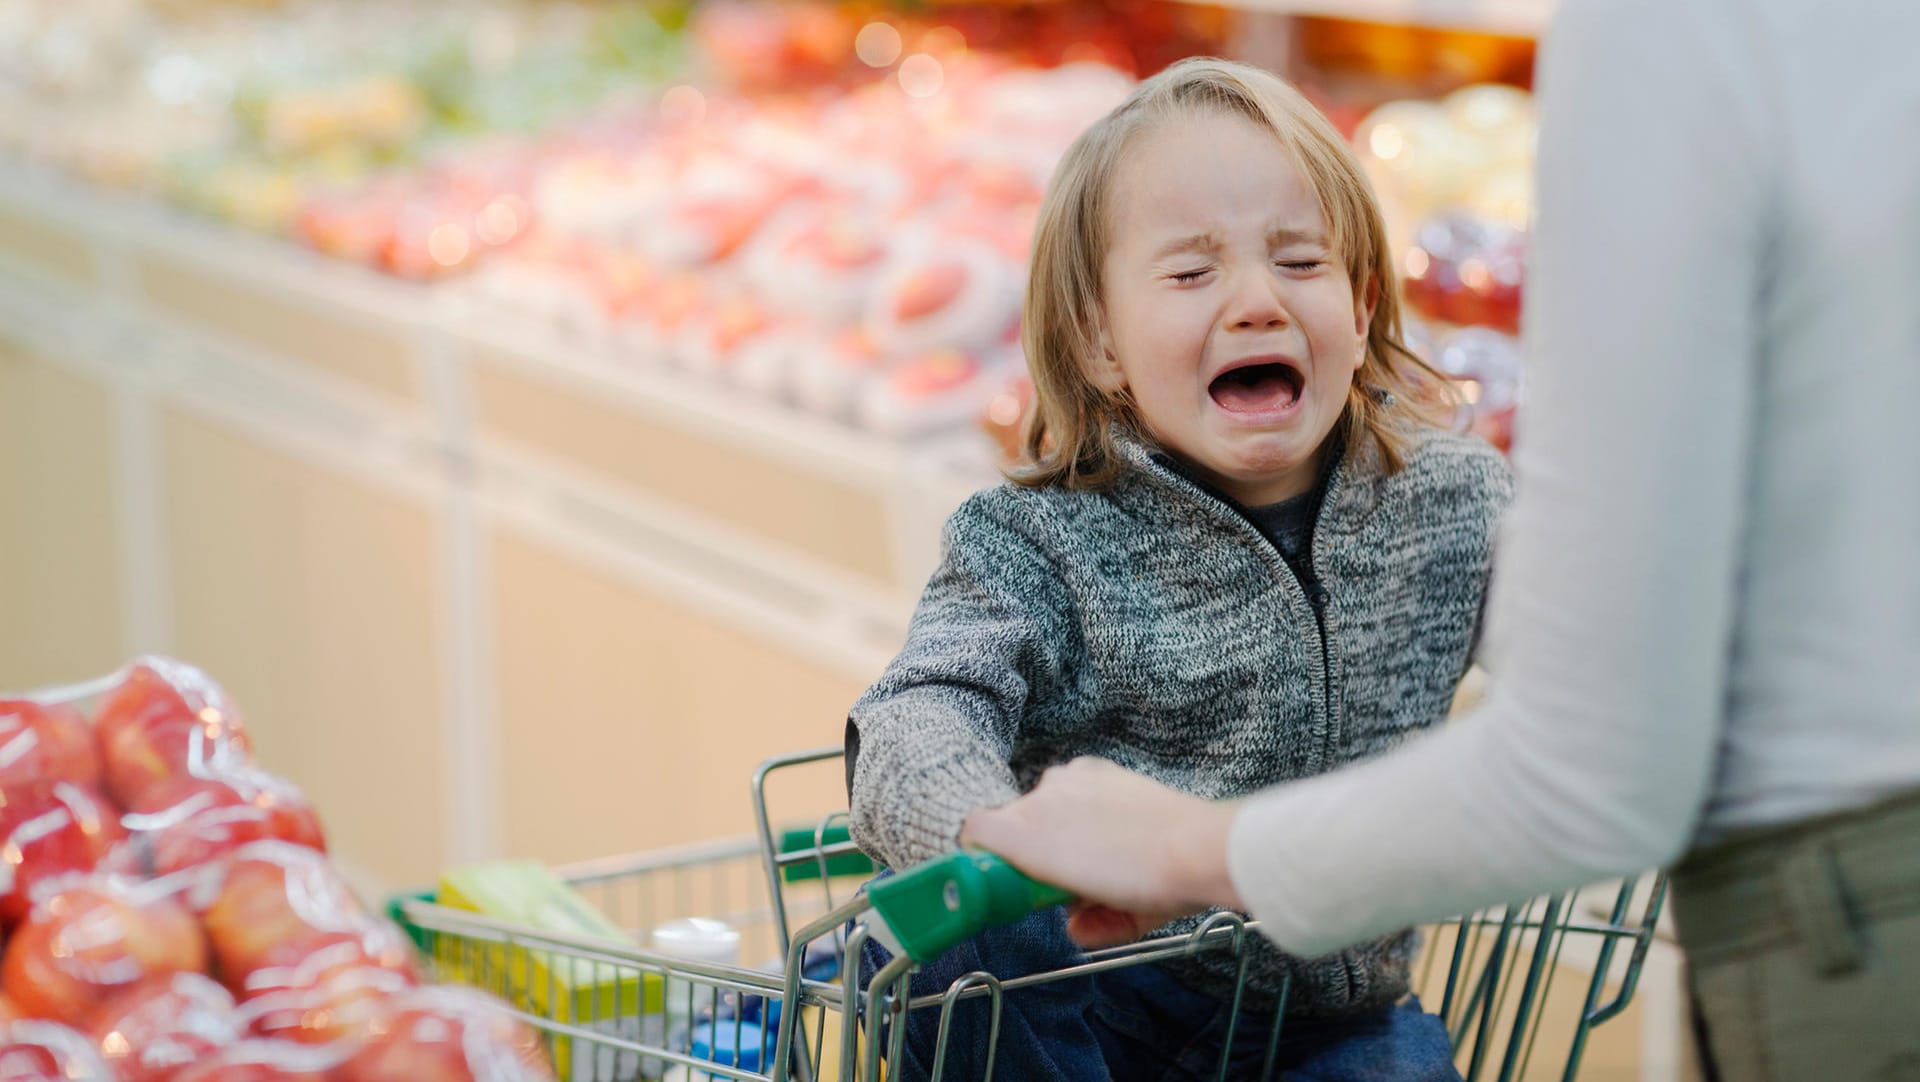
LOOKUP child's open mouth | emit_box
[1209,359,1304,415]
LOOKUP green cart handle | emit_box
[866,850,1074,964]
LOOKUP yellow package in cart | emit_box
[436,861,664,1081]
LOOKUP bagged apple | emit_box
[0,783,135,927]
[864,236,1019,360]
[3,874,209,1028]
[3,660,544,1079]
[0,701,102,792]
[236,963,413,1049]
[94,658,253,810]
[856,345,1021,438]
[93,972,243,1082]
[0,1019,117,1082]
[190,841,417,998]
[341,986,555,1082]
[787,326,888,420]
[167,1038,341,1082]
[124,767,326,879]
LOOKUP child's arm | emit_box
[848,491,1083,871]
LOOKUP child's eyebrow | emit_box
[1150,227,1326,262]
[1269,226,1326,247]
[1150,232,1219,261]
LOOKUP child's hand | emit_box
[960,757,1245,948]
[1062,900,1189,948]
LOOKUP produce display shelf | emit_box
[1182,0,1551,36]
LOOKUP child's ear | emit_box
[1352,276,1380,370]
[1085,319,1127,393]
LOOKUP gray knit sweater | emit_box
[848,425,1513,1014]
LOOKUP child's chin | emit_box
[1220,435,1314,474]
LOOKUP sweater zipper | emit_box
[1242,508,1340,773]
[1147,458,1339,763]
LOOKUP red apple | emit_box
[342,986,554,1082]
[232,917,418,1004]
[167,1039,339,1082]
[2,876,209,1026]
[0,782,132,927]
[94,659,240,753]
[893,261,967,322]
[95,659,253,809]
[196,843,366,989]
[93,972,242,1082]
[0,701,101,791]
[127,768,326,878]
[792,218,886,271]
[0,1020,117,1082]
[237,964,412,1049]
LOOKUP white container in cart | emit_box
[650,917,743,1070]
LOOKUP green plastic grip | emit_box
[866,850,1074,963]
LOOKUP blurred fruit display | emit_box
[0,661,556,1082]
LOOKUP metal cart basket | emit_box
[389,748,1668,1082]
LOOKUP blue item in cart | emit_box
[734,992,780,1031]
[691,1020,771,1072]
[802,934,842,981]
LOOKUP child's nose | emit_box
[1225,270,1290,330]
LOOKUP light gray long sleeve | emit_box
[1228,0,1920,957]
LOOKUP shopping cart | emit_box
[388,747,1669,1082]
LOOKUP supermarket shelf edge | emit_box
[0,158,986,500]
[1178,0,1552,36]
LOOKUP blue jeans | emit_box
[860,904,1461,1082]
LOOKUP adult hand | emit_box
[959,757,1246,948]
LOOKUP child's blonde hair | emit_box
[1017,57,1454,490]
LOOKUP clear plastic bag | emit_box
[0,658,553,1082]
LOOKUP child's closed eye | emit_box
[1168,268,1213,283]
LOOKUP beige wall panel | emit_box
[0,204,96,286]
[491,529,865,867]
[134,252,419,402]
[162,408,446,888]
[468,356,897,589]
[0,346,124,689]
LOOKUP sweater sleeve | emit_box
[1225,0,1768,956]
[848,490,1082,870]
